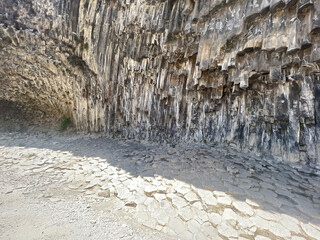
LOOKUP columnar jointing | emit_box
[0,0,320,164]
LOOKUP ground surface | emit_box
[0,133,175,240]
[0,126,320,240]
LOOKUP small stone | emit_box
[232,201,254,216]
[172,180,190,194]
[222,208,238,221]
[301,223,320,240]
[152,210,169,226]
[202,222,221,239]
[187,219,201,234]
[249,216,269,232]
[193,208,209,223]
[157,185,167,193]
[171,195,188,209]
[208,212,222,226]
[184,191,199,202]
[145,198,159,212]
[196,189,217,207]
[154,193,166,201]
[217,223,238,238]
[217,196,232,206]
[116,186,131,200]
[268,221,291,238]
[192,201,204,210]
[236,215,254,229]
[144,185,157,196]
[168,217,186,235]
[179,206,194,221]
[222,208,238,226]
[279,214,300,234]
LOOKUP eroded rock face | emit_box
[0,0,320,164]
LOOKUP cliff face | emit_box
[1,0,320,164]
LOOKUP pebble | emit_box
[232,201,254,216]
[196,189,217,207]
[217,195,232,206]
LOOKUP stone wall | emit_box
[0,0,320,165]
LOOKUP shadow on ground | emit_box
[1,126,319,229]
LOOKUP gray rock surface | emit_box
[0,0,320,164]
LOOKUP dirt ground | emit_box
[0,157,174,240]
[0,110,176,240]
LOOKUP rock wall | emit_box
[1,0,320,165]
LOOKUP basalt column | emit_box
[0,0,320,164]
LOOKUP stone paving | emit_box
[0,131,320,240]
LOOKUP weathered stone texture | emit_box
[1,0,320,164]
